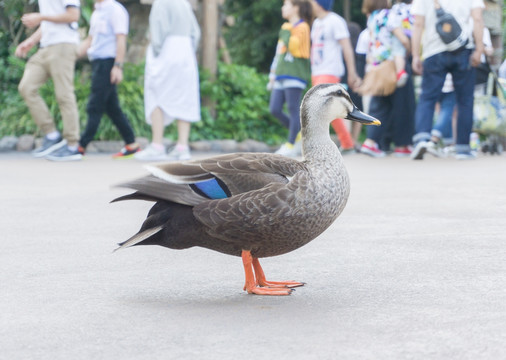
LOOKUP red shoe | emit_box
[396,70,408,87]
[393,146,412,157]
[360,143,386,158]
[78,146,85,155]
[112,144,140,159]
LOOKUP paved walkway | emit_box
[1,152,506,359]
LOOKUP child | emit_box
[310,0,361,153]
[268,0,313,157]
[363,1,411,88]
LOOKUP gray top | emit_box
[149,0,201,57]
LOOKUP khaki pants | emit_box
[18,43,79,146]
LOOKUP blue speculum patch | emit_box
[193,178,229,199]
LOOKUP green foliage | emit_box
[223,0,283,73]
[194,63,286,145]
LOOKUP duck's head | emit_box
[301,83,381,128]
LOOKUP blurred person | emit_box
[135,0,201,161]
[310,0,361,153]
[410,0,485,160]
[268,0,313,157]
[15,0,82,161]
[77,0,140,158]
[360,0,415,158]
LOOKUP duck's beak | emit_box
[345,107,381,126]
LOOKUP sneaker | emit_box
[396,70,408,87]
[292,140,302,156]
[78,146,86,155]
[32,135,66,158]
[45,145,83,162]
[425,141,442,157]
[166,145,191,161]
[112,144,140,159]
[275,143,299,157]
[443,145,456,156]
[134,144,167,161]
[455,152,477,160]
[393,146,412,157]
[410,141,427,160]
[360,143,386,158]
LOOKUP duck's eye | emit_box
[337,90,342,96]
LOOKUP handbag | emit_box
[358,60,397,97]
[434,0,468,52]
[473,72,506,137]
[475,61,490,86]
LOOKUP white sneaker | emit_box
[410,141,427,160]
[275,143,298,157]
[134,144,167,161]
[166,146,191,161]
[425,141,443,157]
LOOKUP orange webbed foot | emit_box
[244,283,294,296]
[257,279,305,288]
[241,250,304,296]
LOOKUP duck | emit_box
[113,83,380,296]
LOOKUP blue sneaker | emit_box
[45,145,83,162]
[32,135,66,158]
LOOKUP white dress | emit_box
[144,35,200,125]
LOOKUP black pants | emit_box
[80,58,135,148]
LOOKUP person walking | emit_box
[77,0,140,158]
[359,0,415,158]
[310,0,361,153]
[134,0,201,162]
[268,0,312,157]
[15,0,82,161]
[410,0,485,160]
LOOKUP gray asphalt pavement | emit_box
[1,151,506,360]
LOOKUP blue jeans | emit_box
[269,87,303,144]
[413,49,475,153]
[432,90,456,145]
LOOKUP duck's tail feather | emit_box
[110,191,158,203]
[114,226,164,252]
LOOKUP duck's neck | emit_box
[301,119,341,162]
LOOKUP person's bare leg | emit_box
[176,119,191,147]
[151,107,165,145]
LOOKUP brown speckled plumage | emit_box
[114,84,380,289]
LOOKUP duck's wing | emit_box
[114,153,305,205]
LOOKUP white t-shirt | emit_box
[411,0,484,59]
[310,12,350,78]
[88,0,128,60]
[355,29,369,56]
[39,0,80,47]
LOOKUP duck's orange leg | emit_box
[252,257,305,288]
[242,250,293,295]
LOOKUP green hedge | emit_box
[0,56,287,146]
